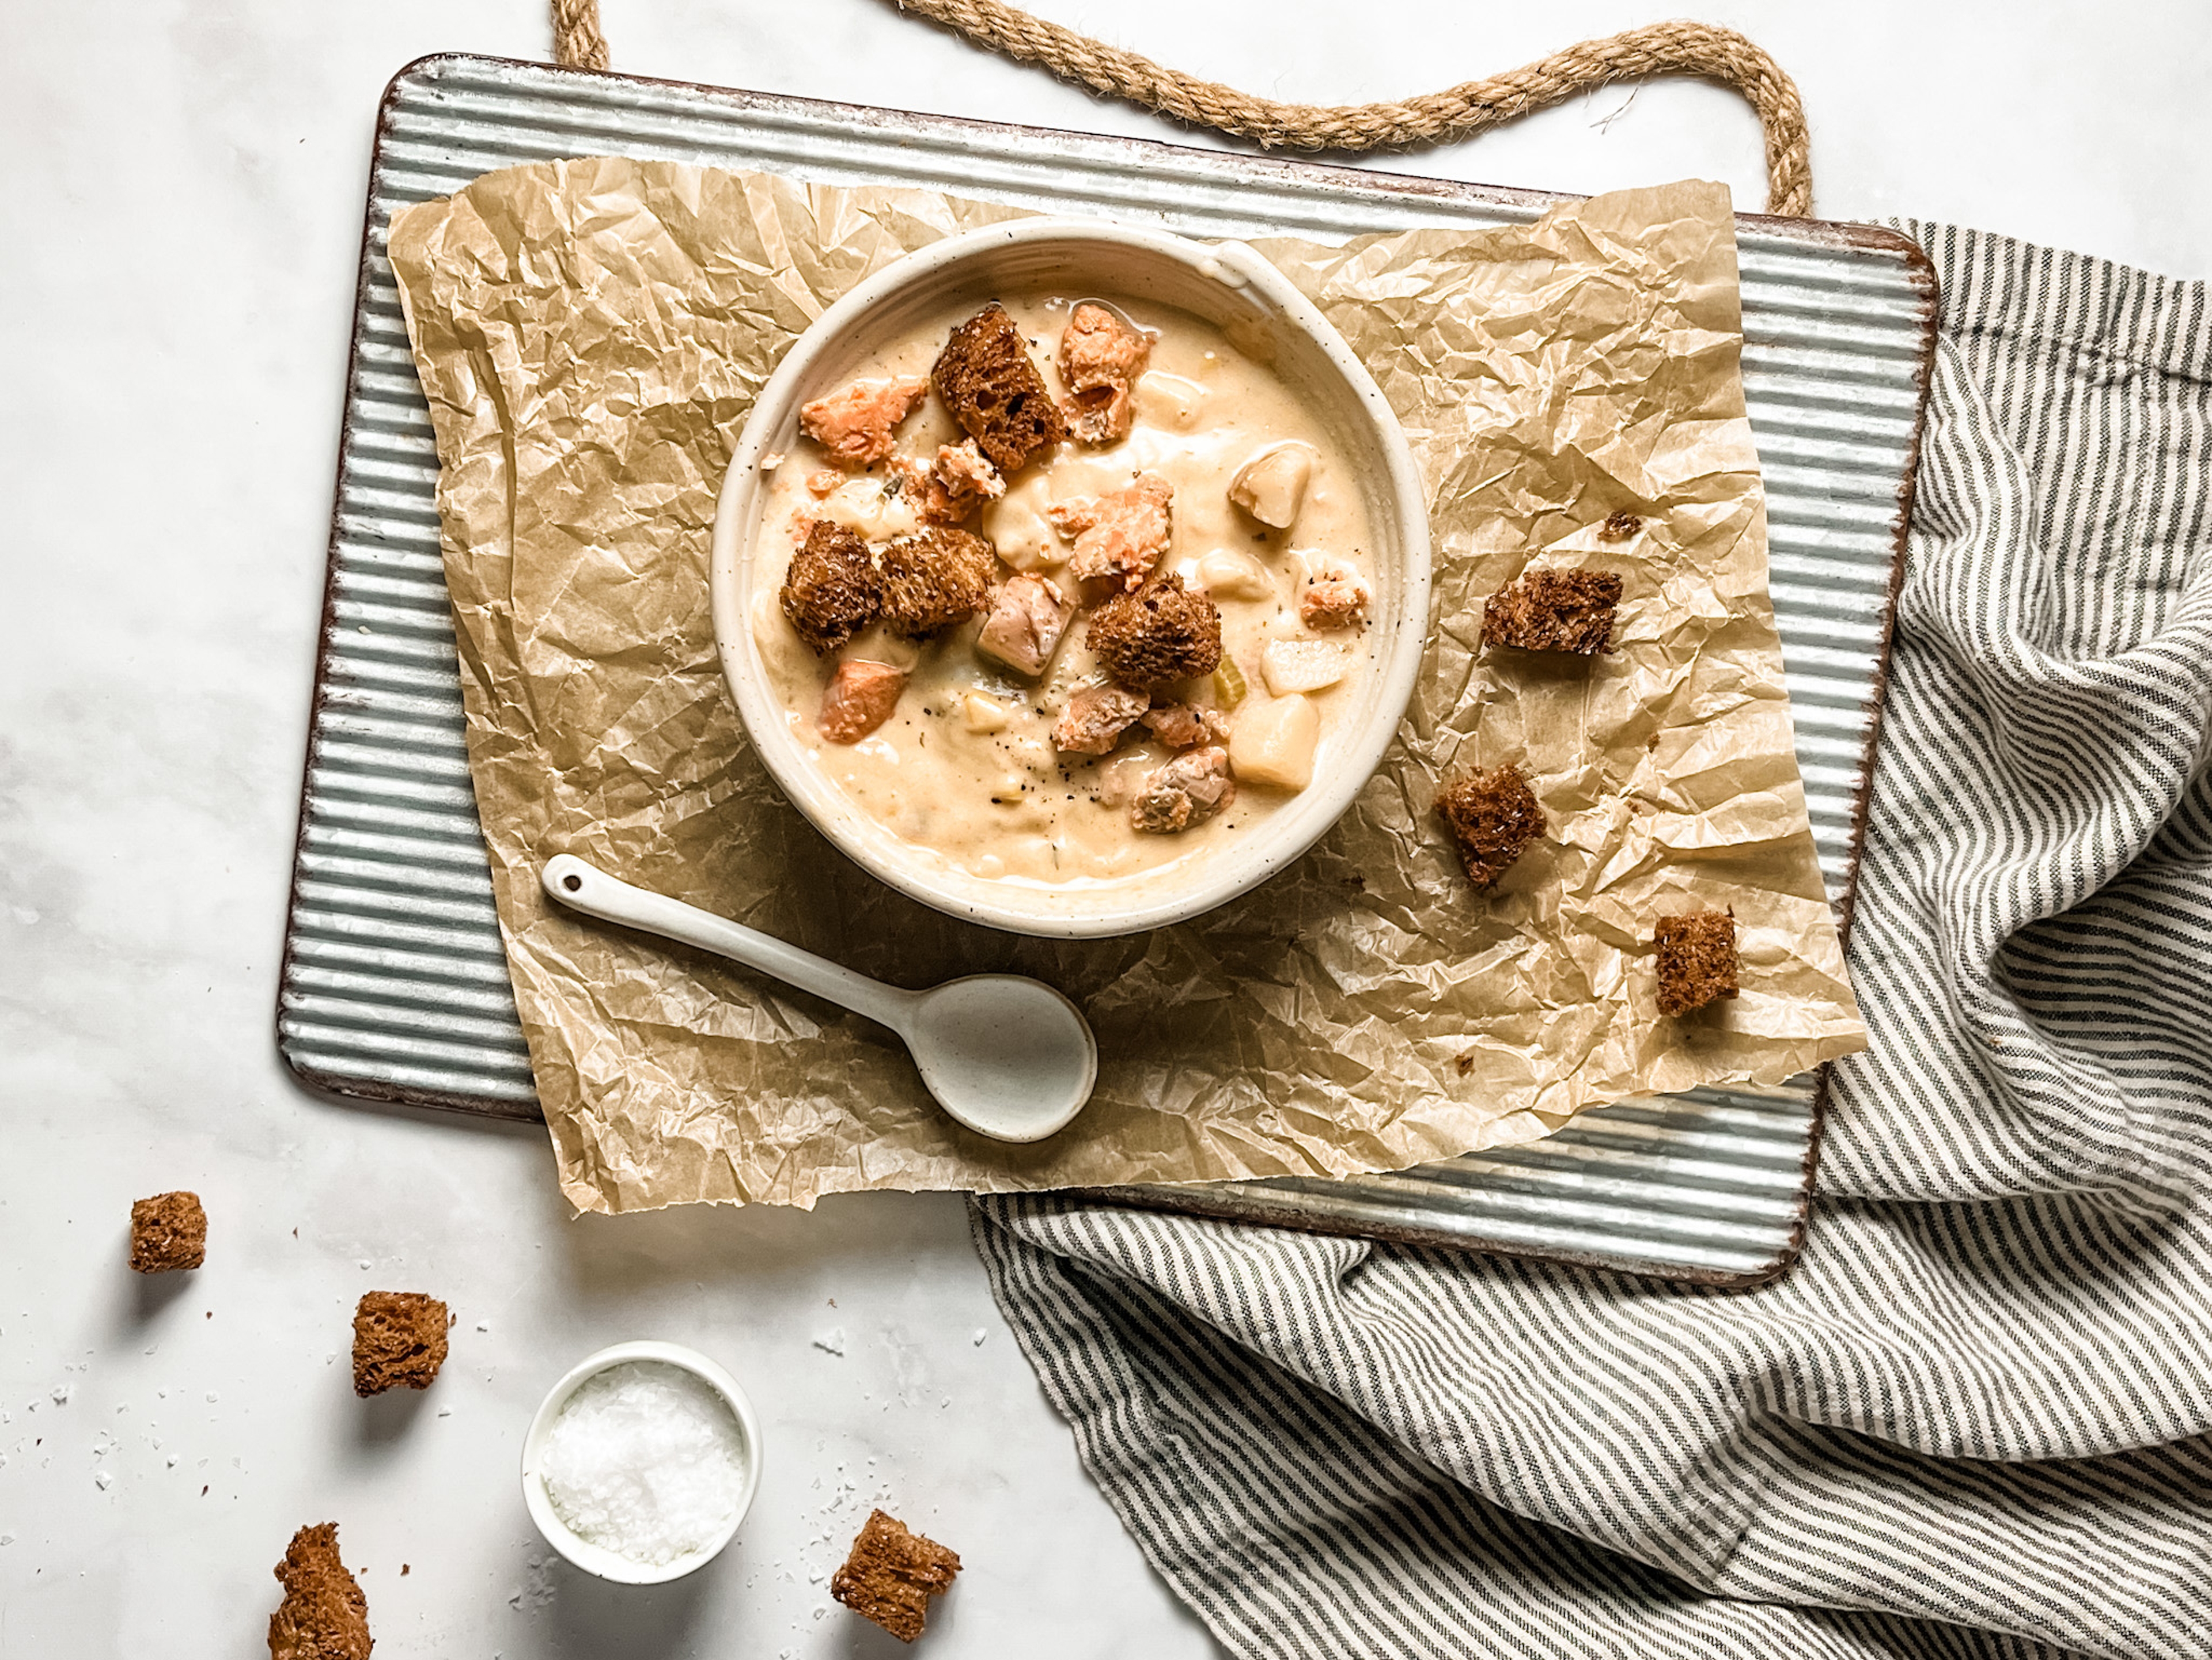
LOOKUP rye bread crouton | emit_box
[1434,765,1546,889]
[351,1291,448,1397]
[830,1509,961,1643]
[268,1522,370,1660]
[781,521,882,655]
[1655,909,1740,1017]
[1482,569,1623,655]
[878,526,997,638]
[933,303,1068,473]
[130,1191,206,1274]
[1086,573,1223,691]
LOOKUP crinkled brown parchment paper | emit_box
[387,160,1865,1215]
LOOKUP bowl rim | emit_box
[520,1339,764,1585]
[710,214,1431,939]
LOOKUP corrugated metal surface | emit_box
[279,54,1934,1279]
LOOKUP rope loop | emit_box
[551,1,1811,217]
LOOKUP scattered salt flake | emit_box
[475,1322,490,1333]
[205,1393,218,1404]
[93,1472,111,1491]
[437,1408,453,1418]
[166,1455,178,1468]
[50,1386,70,1405]
[540,1360,748,1568]
[972,1329,987,1346]
[811,1328,846,1358]
[358,1260,372,1271]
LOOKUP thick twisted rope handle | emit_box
[551,0,1812,217]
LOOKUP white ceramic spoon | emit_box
[539,854,1096,1144]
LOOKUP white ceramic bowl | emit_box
[520,1340,764,1585]
[710,217,1430,938]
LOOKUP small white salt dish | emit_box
[521,1340,764,1585]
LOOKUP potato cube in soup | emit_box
[961,692,1010,733]
[1228,443,1313,529]
[980,484,1061,571]
[1198,548,1274,601]
[1135,372,1207,430]
[1229,693,1320,791]
[1260,639,1347,696]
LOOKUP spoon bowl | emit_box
[906,976,1097,1144]
[539,854,1097,1143]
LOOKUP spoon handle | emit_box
[540,854,916,1032]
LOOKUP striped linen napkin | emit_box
[974,221,2212,1660]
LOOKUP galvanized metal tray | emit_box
[279,52,1934,1286]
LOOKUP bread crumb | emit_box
[830,1509,961,1643]
[780,520,882,655]
[933,302,1067,472]
[878,526,994,638]
[1655,909,1739,1017]
[129,1192,205,1274]
[1434,765,1546,889]
[1086,574,1222,690]
[267,1522,370,1660]
[351,1293,449,1397]
[1482,569,1622,655]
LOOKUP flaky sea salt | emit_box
[540,1362,746,1566]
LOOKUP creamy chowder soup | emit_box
[750,290,1380,893]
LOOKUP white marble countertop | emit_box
[2,2,2203,1654]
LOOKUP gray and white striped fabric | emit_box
[973,222,2212,1660]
